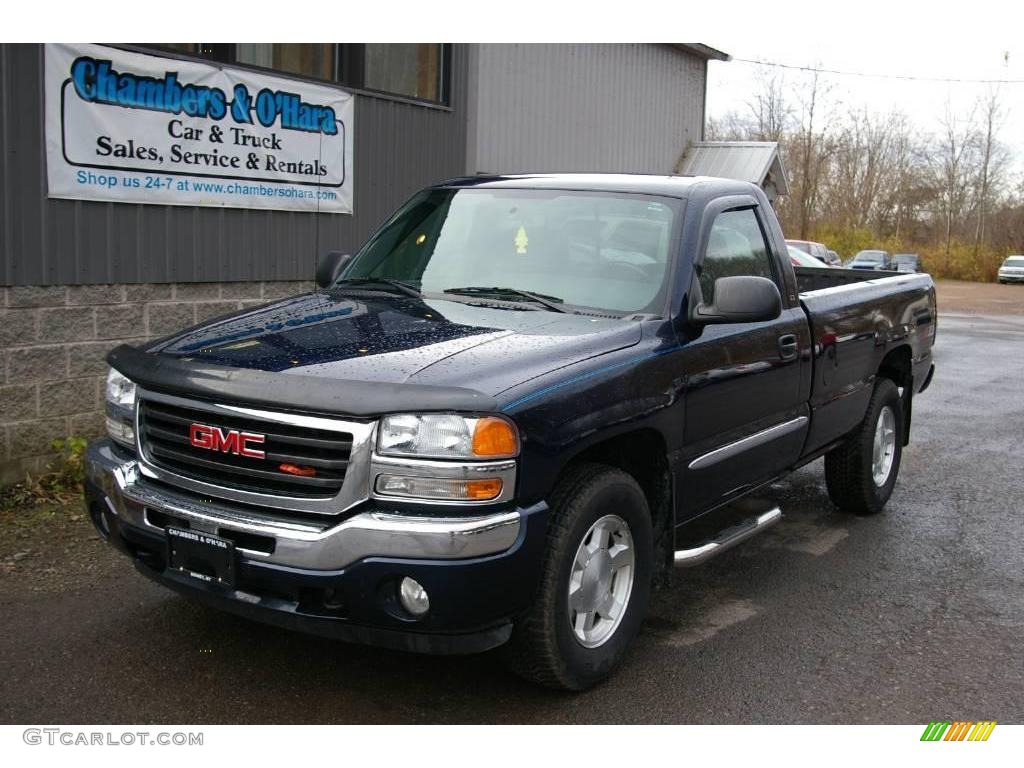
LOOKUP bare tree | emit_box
[792,67,835,238]
[933,100,978,255]
[821,109,898,230]
[746,66,791,142]
[888,115,917,238]
[705,111,754,141]
[703,64,1024,271]
[972,86,1007,255]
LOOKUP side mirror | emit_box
[691,275,782,325]
[316,251,352,288]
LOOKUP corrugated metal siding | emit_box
[469,44,706,175]
[0,44,469,286]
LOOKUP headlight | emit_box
[106,368,136,409]
[105,368,136,448]
[377,414,518,459]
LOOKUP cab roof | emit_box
[434,173,762,200]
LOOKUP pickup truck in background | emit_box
[86,175,937,690]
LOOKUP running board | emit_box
[674,508,782,568]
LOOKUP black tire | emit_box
[503,463,653,691]
[825,377,903,515]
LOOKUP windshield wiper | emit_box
[333,277,421,298]
[443,286,568,313]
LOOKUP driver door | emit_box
[677,200,810,515]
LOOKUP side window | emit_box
[699,208,775,303]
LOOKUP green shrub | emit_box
[918,240,1005,282]
[0,436,89,509]
[50,436,88,490]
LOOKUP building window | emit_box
[364,44,444,102]
[160,44,197,54]
[141,44,448,105]
[154,43,232,62]
[235,44,336,82]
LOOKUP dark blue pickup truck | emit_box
[85,174,936,690]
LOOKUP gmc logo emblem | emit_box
[188,423,266,459]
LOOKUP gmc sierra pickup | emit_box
[85,174,936,690]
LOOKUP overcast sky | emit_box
[702,10,1024,176]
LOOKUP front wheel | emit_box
[503,463,652,690]
[824,378,903,515]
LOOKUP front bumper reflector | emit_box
[375,474,502,501]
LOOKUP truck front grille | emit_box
[138,400,353,498]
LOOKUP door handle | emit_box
[778,334,799,360]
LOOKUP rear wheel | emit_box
[825,378,903,515]
[503,463,652,691]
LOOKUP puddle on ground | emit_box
[645,597,761,648]
[757,519,850,556]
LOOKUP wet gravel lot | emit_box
[2,312,1022,724]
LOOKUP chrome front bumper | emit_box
[86,440,522,571]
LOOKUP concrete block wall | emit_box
[0,281,311,485]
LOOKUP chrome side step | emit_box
[674,508,782,568]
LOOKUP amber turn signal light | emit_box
[471,417,519,458]
[465,478,503,500]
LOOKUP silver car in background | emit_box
[848,249,892,270]
[997,255,1024,284]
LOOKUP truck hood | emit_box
[149,290,641,397]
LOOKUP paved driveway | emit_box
[2,312,1022,723]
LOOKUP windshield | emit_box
[1003,256,1024,267]
[342,188,680,315]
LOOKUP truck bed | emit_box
[793,265,904,293]
[794,267,936,456]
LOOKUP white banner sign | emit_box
[45,44,354,213]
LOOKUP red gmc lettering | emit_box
[188,423,265,459]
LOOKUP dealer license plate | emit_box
[166,527,236,586]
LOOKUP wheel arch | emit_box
[877,344,913,444]
[557,428,674,582]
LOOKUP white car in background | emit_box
[997,255,1024,284]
